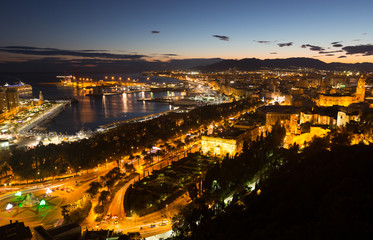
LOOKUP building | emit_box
[233,124,264,142]
[336,111,360,127]
[299,106,360,127]
[257,105,300,133]
[0,86,20,115]
[317,75,365,107]
[34,223,81,240]
[287,126,330,148]
[0,88,20,121]
[0,220,32,240]
[201,129,253,157]
[38,91,44,105]
[81,229,114,240]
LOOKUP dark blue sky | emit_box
[0,0,372,65]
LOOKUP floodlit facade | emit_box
[201,128,254,157]
[317,76,365,107]
[201,136,237,157]
[287,127,330,148]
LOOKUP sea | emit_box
[0,72,182,134]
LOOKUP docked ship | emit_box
[3,81,33,98]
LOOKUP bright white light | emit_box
[46,188,52,195]
[6,203,13,210]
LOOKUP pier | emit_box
[17,101,69,134]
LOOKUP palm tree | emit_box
[98,190,110,205]
[86,181,102,197]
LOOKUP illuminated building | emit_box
[299,106,360,127]
[38,91,44,105]
[0,87,20,120]
[287,127,330,148]
[317,76,365,107]
[233,124,265,141]
[201,129,252,157]
[258,105,300,133]
[336,111,360,127]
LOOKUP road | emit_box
[0,165,113,229]
[99,143,198,237]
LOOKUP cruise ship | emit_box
[3,81,33,98]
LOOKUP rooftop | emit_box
[210,128,247,139]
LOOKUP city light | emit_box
[6,203,13,210]
[15,191,22,197]
[39,200,46,206]
[46,188,52,195]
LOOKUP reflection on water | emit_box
[0,72,182,134]
[45,89,180,134]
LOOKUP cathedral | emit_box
[317,75,365,107]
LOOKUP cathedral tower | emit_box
[355,75,365,102]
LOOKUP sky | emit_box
[0,0,373,69]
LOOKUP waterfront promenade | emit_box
[16,101,69,134]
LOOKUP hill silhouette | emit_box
[171,144,373,239]
[196,57,373,72]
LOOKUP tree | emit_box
[94,204,105,214]
[98,190,110,205]
[86,181,102,197]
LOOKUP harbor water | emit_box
[0,72,182,134]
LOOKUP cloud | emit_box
[277,42,293,47]
[162,54,178,56]
[151,30,160,34]
[212,35,229,41]
[301,44,325,51]
[270,52,277,54]
[331,41,343,47]
[338,56,347,58]
[362,33,367,35]
[319,50,343,54]
[342,44,373,56]
[0,46,146,60]
[353,39,361,41]
[325,54,335,56]
[254,40,275,44]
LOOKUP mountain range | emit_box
[1,57,372,72]
[196,57,373,72]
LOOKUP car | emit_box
[114,220,118,225]
[160,219,168,226]
[149,224,156,228]
[105,212,112,220]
